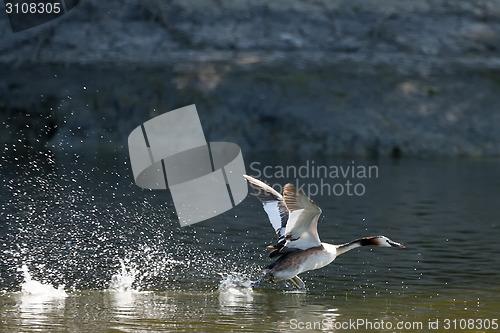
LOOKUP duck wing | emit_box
[243,175,288,245]
[282,183,322,250]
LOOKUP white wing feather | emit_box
[263,201,284,232]
[244,175,288,243]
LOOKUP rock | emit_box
[2,0,500,157]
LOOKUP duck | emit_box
[244,175,405,289]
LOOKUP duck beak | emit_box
[388,240,405,248]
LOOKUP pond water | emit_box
[0,150,499,332]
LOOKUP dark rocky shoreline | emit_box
[2,0,500,157]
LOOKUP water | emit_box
[1,150,499,332]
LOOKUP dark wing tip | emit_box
[244,175,283,202]
[267,241,286,258]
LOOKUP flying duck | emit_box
[244,175,405,288]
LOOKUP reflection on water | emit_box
[0,153,499,331]
[2,287,498,332]
[218,272,254,313]
[4,265,69,331]
[16,294,66,332]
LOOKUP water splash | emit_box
[108,259,137,292]
[219,272,253,295]
[19,265,68,298]
[218,272,254,311]
[1,151,258,292]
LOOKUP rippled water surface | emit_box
[1,151,499,332]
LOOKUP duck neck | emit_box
[319,243,338,263]
[335,237,374,256]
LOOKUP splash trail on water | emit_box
[108,259,138,292]
[19,265,68,298]
[1,151,257,292]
